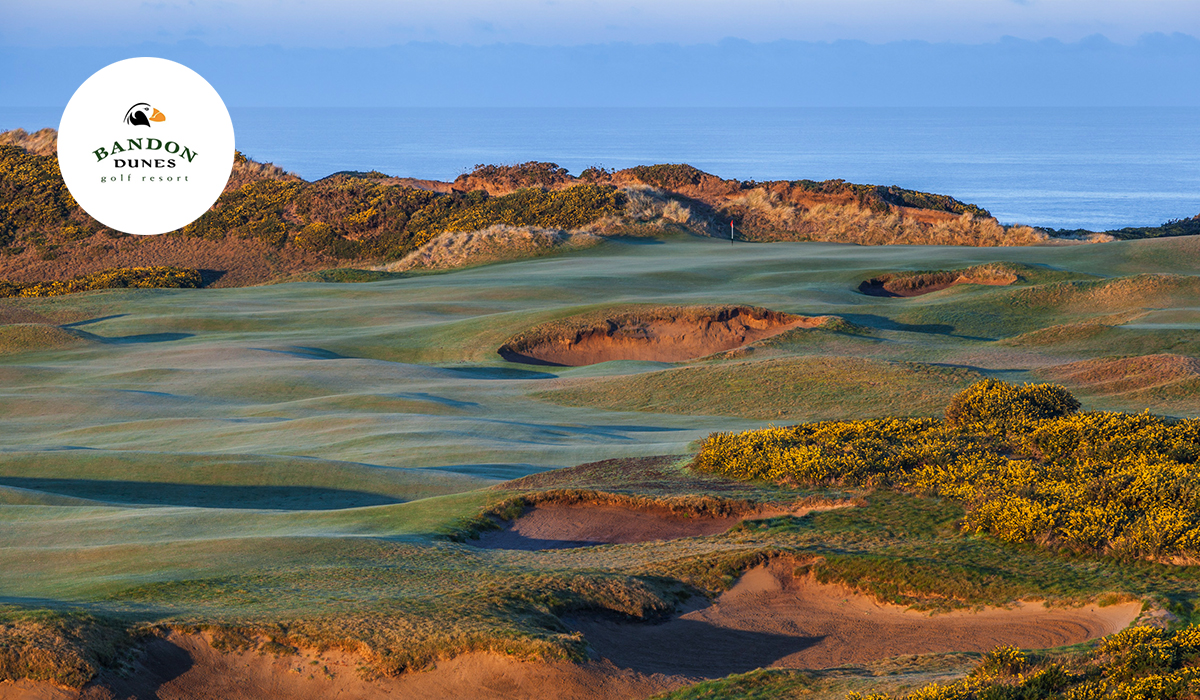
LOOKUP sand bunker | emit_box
[859,266,1020,297]
[498,305,820,366]
[472,503,846,550]
[570,561,1141,678]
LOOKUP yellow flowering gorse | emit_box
[694,379,1200,559]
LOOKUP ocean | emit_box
[4,106,1198,231]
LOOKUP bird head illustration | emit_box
[124,103,166,127]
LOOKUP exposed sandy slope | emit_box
[500,307,822,366]
[473,503,847,550]
[0,632,683,700]
[386,225,602,272]
[570,560,1142,678]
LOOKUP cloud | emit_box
[5,0,1200,47]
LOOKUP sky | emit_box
[3,0,1200,47]
[2,1,1198,108]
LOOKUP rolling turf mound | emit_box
[498,305,818,365]
[0,322,90,355]
[1005,273,1200,313]
[537,357,984,420]
[0,451,490,510]
[888,273,1200,341]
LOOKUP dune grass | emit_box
[0,609,142,688]
[387,225,603,272]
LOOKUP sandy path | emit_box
[473,503,848,550]
[569,561,1141,678]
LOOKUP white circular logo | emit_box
[57,57,235,236]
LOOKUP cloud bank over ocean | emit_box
[4,35,1200,108]
[5,0,1200,46]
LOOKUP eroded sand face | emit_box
[472,503,850,550]
[569,561,1142,678]
[12,632,683,700]
[499,307,822,366]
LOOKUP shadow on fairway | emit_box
[0,477,406,510]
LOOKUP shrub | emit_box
[294,222,338,252]
[622,164,712,189]
[857,627,1200,700]
[977,645,1027,676]
[693,381,1200,559]
[459,162,571,189]
[0,266,203,298]
[944,379,1080,427]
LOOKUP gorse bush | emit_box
[185,177,621,261]
[429,185,624,234]
[849,626,1200,700]
[0,266,203,298]
[944,378,1081,427]
[693,380,1200,559]
[459,162,572,189]
[790,178,991,217]
[623,164,712,189]
[0,145,103,251]
[978,645,1028,676]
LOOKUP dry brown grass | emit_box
[0,611,140,688]
[1040,354,1200,395]
[0,128,56,156]
[225,154,302,191]
[383,225,602,272]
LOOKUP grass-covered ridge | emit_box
[8,128,1182,291]
[694,379,1200,560]
[538,357,983,421]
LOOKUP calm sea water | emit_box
[5,106,1199,231]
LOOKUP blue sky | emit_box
[4,0,1199,47]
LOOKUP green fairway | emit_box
[4,234,1200,690]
